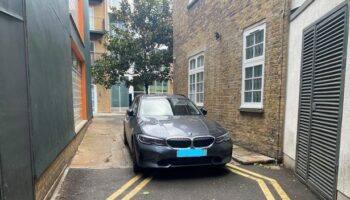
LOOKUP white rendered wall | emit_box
[338,17,350,197]
[291,0,306,10]
[283,0,350,198]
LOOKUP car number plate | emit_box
[176,148,207,157]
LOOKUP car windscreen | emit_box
[139,98,201,116]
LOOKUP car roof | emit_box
[136,94,188,100]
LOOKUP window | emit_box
[89,6,95,30]
[72,53,83,127]
[109,13,125,36]
[110,0,121,8]
[71,41,87,128]
[242,23,265,109]
[90,41,95,52]
[188,54,204,106]
[149,81,168,94]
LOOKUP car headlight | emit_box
[137,134,166,146]
[216,133,231,143]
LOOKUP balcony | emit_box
[90,52,103,65]
[90,17,106,40]
[89,0,103,5]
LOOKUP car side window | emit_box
[132,99,139,115]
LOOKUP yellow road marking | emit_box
[227,164,290,200]
[121,176,153,200]
[226,167,275,200]
[106,174,142,200]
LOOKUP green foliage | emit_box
[92,0,173,94]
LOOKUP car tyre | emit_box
[123,126,128,146]
[132,140,142,173]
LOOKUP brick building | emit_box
[173,0,290,159]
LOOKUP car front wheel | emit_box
[132,140,141,173]
[123,126,128,146]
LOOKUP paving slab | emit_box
[232,144,275,165]
[70,116,132,169]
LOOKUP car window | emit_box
[132,98,139,114]
[170,98,200,115]
[140,98,173,116]
[139,97,201,116]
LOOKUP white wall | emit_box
[338,23,350,197]
[284,0,350,198]
[291,0,306,10]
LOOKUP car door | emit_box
[125,97,139,144]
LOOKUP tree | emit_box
[92,0,173,94]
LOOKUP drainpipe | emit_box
[276,0,289,164]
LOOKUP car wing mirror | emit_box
[200,107,208,116]
[127,109,134,117]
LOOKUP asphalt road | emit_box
[54,115,319,200]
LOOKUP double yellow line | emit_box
[106,164,290,200]
[106,174,153,200]
[226,164,290,200]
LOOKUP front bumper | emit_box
[135,140,233,168]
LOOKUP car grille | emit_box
[167,138,192,148]
[166,136,215,148]
[193,137,215,148]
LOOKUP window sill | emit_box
[196,103,203,107]
[239,107,264,113]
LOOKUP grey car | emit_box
[123,94,233,172]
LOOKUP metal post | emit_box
[119,85,121,112]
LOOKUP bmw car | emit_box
[123,94,233,172]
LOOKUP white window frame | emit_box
[188,53,205,106]
[149,80,168,94]
[89,6,95,30]
[241,23,266,109]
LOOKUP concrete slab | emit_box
[232,145,275,165]
[70,116,132,169]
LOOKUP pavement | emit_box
[69,116,132,169]
[53,115,320,200]
[231,145,275,165]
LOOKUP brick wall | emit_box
[34,121,91,200]
[173,0,290,159]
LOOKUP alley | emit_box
[54,115,319,200]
